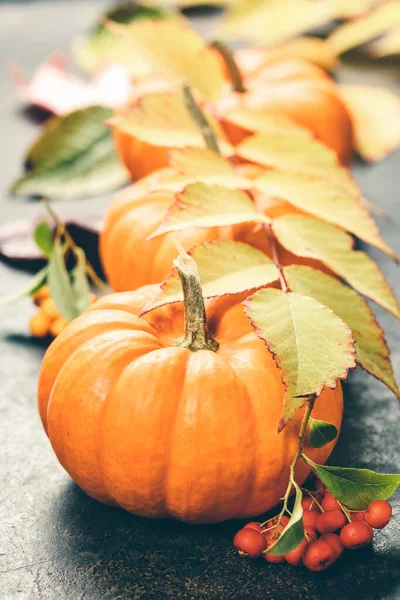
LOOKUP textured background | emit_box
[0,2,399,599]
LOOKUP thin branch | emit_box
[182,82,221,155]
[265,223,289,293]
[210,40,247,94]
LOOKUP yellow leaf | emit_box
[222,109,312,140]
[244,287,356,426]
[110,93,233,154]
[260,37,339,71]
[143,240,278,313]
[150,182,269,238]
[255,169,395,259]
[368,29,400,56]
[285,265,400,400]
[215,0,338,45]
[328,1,400,55]
[340,84,400,162]
[108,20,224,101]
[335,0,383,19]
[272,215,400,319]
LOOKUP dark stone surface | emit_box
[0,2,399,599]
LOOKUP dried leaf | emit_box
[11,107,128,200]
[110,93,232,155]
[328,1,400,55]
[340,84,400,162]
[273,215,400,319]
[368,29,400,57]
[255,170,395,259]
[151,182,269,238]
[267,482,304,555]
[285,265,400,399]
[143,240,278,313]
[215,0,338,45]
[109,19,224,101]
[244,287,356,426]
[9,54,131,115]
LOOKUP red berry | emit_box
[340,522,374,550]
[351,511,367,522]
[234,528,266,558]
[319,533,344,559]
[267,515,290,529]
[314,477,325,493]
[284,538,309,566]
[302,497,318,512]
[317,509,347,534]
[244,521,262,532]
[366,500,392,529]
[304,526,318,541]
[263,551,286,564]
[303,539,336,572]
[321,492,341,512]
[303,510,318,530]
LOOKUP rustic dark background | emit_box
[0,2,399,599]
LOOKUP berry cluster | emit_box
[234,481,392,572]
[29,285,96,338]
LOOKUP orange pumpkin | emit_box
[38,261,343,524]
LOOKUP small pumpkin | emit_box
[100,164,318,292]
[38,254,343,523]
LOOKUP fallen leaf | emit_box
[108,19,224,101]
[272,215,400,319]
[327,1,400,55]
[244,287,356,425]
[285,265,400,399]
[11,106,128,200]
[143,240,278,312]
[9,53,131,115]
[151,182,269,238]
[340,84,400,162]
[254,169,395,259]
[368,28,400,56]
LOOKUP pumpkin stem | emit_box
[211,40,247,94]
[174,248,219,353]
[182,83,221,155]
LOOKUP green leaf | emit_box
[72,249,92,314]
[268,482,304,555]
[48,241,79,321]
[143,240,278,313]
[72,2,169,75]
[244,288,356,427]
[273,216,400,319]
[150,183,269,239]
[0,267,48,307]
[305,459,400,509]
[255,169,395,260]
[285,265,400,399]
[33,220,53,256]
[11,107,128,201]
[309,417,338,448]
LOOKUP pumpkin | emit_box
[113,56,352,181]
[38,255,343,524]
[100,164,321,292]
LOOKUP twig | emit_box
[265,223,289,293]
[210,40,247,94]
[182,83,221,155]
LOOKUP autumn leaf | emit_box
[11,107,128,201]
[368,30,400,57]
[150,183,269,238]
[255,169,395,260]
[143,240,278,313]
[215,0,338,45]
[110,93,232,155]
[340,85,400,162]
[328,1,400,55]
[247,37,339,72]
[108,19,224,101]
[273,215,400,319]
[223,109,312,140]
[244,288,356,426]
[285,265,400,399]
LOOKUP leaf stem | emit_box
[174,248,219,353]
[182,83,221,155]
[210,40,247,94]
[44,200,107,291]
[265,223,289,293]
